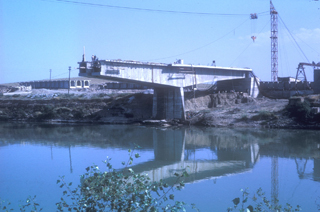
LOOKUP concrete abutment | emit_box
[152,87,185,120]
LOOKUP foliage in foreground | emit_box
[1,195,42,212]
[1,146,196,212]
[56,147,198,212]
[0,147,308,212]
[227,188,301,212]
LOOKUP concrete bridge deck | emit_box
[79,59,253,88]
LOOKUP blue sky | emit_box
[0,0,319,84]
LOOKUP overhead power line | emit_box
[294,31,320,56]
[230,19,269,67]
[144,18,250,62]
[51,68,77,79]
[46,0,267,16]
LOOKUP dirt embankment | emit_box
[0,91,153,124]
[184,92,320,129]
[184,92,291,128]
[1,89,320,129]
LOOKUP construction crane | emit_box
[270,1,278,82]
[295,62,320,82]
[270,2,279,204]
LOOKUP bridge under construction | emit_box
[78,58,259,120]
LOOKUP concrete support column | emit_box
[314,69,320,94]
[314,159,320,181]
[153,129,185,161]
[152,87,185,120]
[250,77,259,98]
[216,144,260,168]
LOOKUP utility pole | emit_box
[68,66,71,95]
[50,69,52,81]
[270,1,278,82]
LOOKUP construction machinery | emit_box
[295,62,320,82]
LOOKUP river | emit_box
[0,123,319,211]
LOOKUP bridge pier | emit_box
[152,87,186,120]
[153,128,185,161]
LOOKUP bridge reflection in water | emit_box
[0,124,320,184]
[1,124,320,210]
[126,128,260,184]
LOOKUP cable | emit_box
[44,0,263,16]
[257,11,269,15]
[42,0,269,63]
[51,68,77,79]
[278,25,290,77]
[230,19,269,67]
[230,41,253,67]
[294,31,320,55]
[278,15,310,63]
[280,22,304,63]
[143,18,250,62]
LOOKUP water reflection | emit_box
[136,129,260,184]
[69,145,73,173]
[153,129,185,161]
[315,159,320,181]
[1,123,320,183]
[1,123,320,210]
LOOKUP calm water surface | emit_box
[0,123,320,211]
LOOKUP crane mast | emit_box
[270,1,278,82]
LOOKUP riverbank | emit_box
[0,88,153,124]
[0,88,319,129]
[184,91,320,129]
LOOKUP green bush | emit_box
[251,111,277,121]
[0,195,42,212]
[239,115,249,121]
[227,188,301,212]
[313,113,320,123]
[72,110,84,119]
[36,111,56,120]
[0,149,306,211]
[285,100,312,122]
[0,147,197,212]
[56,147,198,212]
